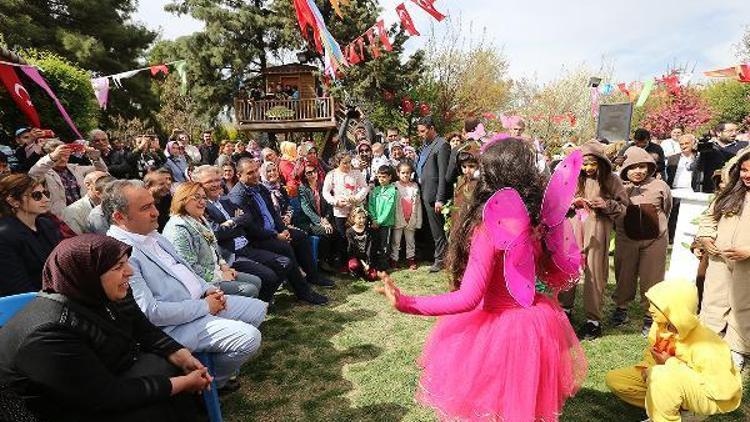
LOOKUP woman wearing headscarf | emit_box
[0,234,211,422]
[277,141,298,187]
[260,161,293,226]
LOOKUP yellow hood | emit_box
[645,280,699,338]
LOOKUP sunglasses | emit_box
[29,190,51,201]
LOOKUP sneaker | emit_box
[389,259,399,269]
[407,258,417,270]
[428,261,444,273]
[580,320,602,340]
[610,307,629,327]
[641,315,653,337]
[300,290,329,305]
[732,351,745,370]
[365,268,379,282]
[309,277,335,288]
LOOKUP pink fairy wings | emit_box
[482,150,583,307]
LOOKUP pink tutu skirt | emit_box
[415,295,587,421]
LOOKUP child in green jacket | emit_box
[369,164,397,271]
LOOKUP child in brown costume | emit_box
[696,147,750,369]
[559,140,628,339]
[612,146,673,336]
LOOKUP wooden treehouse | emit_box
[234,64,336,133]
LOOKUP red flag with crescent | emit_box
[409,0,446,22]
[0,64,40,127]
[365,27,380,59]
[376,20,393,52]
[396,3,420,36]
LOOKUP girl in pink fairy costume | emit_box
[377,138,588,421]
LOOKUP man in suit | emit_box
[192,165,290,303]
[60,170,109,234]
[230,158,332,303]
[103,179,266,392]
[416,116,451,272]
[665,134,700,243]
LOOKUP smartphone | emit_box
[39,129,55,138]
[67,142,86,153]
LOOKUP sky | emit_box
[134,0,750,83]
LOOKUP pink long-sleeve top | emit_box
[396,225,556,316]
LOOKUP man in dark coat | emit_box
[415,116,450,272]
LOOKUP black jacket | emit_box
[0,216,61,297]
[666,153,700,191]
[199,143,219,165]
[0,292,182,421]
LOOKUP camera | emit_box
[696,132,714,153]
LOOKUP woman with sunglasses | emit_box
[0,174,62,296]
[298,160,338,272]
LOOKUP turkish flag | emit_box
[376,20,393,52]
[0,64,41,127]
[365,27,380,59]
[396,3,420,36]
[409,0,446,22]
[346,44,362,65]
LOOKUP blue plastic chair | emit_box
[0,292,37,327]
[195,352,223,422]
[309,235,320,268]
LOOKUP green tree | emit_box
[0,0,158,124]
[0,50,98,140]
[701,80,750,126]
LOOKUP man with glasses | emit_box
[695,122,749,192]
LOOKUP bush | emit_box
[639,87,712,139]
[0,50,98,140]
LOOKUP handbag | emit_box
[623,203,660,240]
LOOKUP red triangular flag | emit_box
[376,20,393,52]
[356,37,366,60]
[396,3,420,36]
[409,0,446,22]
[365,27,380,59]
[739,64,750,83]
[0,64,41,127]
[346,44,362,65]
[150,65,169,76]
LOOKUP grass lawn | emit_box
[223,262,748,421]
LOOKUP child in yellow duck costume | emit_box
[605,280,742,421]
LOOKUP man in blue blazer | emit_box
[193,165,328,305]
[103,179,266,391]
[230,159,334,292]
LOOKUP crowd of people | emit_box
[0,113,748,421]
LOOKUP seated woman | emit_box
[297,160,338,272]
[0,174,61,297]
[0,234,211,422]
[162,182,262,298]
[221,162,238,195]
[260,161,293,226]
[606,280,742,421]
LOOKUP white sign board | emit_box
[667,189,713,280]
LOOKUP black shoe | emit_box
[218,377,241,396]
[641,315,653,337]
[428,262,444,273]
[309,277,335,288]
[300,290,329,305]
[319,261,337,274]
[580,321,602,340]
[610,307,629,327]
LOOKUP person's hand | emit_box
[723,247,750,262]
[650,347,671,365]
[221,265,237,281]
[572,197,589,209]
[336,199,348,208]
[434,201,444,214]
[371,222,379,229]
[205,291,226,315]
[171,368,212,394]
[168,348,206,374]
[234,208,244,217]
[85,147,102,160]
[374,272,399,308]
[699,237,720,256]
[30,128,45,141]
[640,367,648,382]
[589,197,607,209]
[278,229,291,242]
[220,219,236,228]
[282,214,292,226]
[50,144,72,161]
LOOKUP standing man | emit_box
[658,126,683,158]
[665,134,699,243]
[199,130,219,165]
[695,122,749,193]
[416,116,450,272]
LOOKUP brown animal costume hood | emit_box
[620,146,656,181]
[580,140,612,173]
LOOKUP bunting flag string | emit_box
[704,64,750,83]
[293,0,346,78]
[20,66,83,139]
[90,60,187,109]
[90,77,110,110]
[396,3,420,36]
